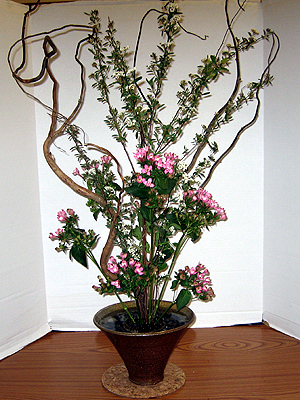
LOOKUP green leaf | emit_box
[171,279,179,290]
[176,289,192,311]
[157,262,168,272]
[111,182,122,191]
[125,182,149,199]
[155,176,177,195]
[140,202,152,222]
[132,226,142,240]
[70,244,88,268]
[93,209,101,221]
[166,213,181,230]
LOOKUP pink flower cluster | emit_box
[72,157,111,178]
[134,147,178,188]
[107,253,144,289]
[180,263,213,295]
[49,228,64,240]
[101,155,112,164]
[184,188,227,221]
[56,208,74,222]
[137,175,154,188]
[49,209,75,239]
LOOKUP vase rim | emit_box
[93,300,195,337]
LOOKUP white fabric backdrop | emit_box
[0,0,50,360]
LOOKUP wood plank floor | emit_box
[0,325,300,399]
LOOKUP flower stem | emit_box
[115,292,136,325]
[153,233,188,319]
[154,300,176,325]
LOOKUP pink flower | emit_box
[188,190,194,199]
[120,260,128,270]
[111,280,121,289]
[164,152,178,162]
[107,263,119,274]
[145,178,155,188]
[189,267,197,275]
[164,165,174,175]
[129,258,136,267]
[109,256,117,264]
[101,155,112,164]
[49,228,64,240]
[216,208,227,221]
[57,210,68,222]
[195,286,203,294]
[67,208,74,216]
[147,153,156,161]
[137,175,143,183]
[134,147,149,162]
[120,253,127,260]
[140,177,154,188]
[134,263,144,275]
[155,157,164,169]
[72,168,82,178]
[141,164,152,176]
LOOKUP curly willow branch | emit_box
[86,143,126,280]
[186,0,242,174]
[8,3,120,279]
[202,31,280,188]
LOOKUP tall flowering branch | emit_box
[9,0,279,332]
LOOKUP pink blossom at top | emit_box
[120,253,127,260]
[101,155,112,164]
[134,147,149,162]
[57,209,68,222]
[67,208,74,216]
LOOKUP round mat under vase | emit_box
[102,363,185,398]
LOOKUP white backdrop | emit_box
[0,0,49,360]
[263,0,300,339]
[29,0,265,330]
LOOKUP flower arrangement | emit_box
[9,0,279,332]
[50,147,226,328]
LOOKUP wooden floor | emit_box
[0,325,300,399]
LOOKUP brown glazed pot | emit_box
[93,301,195,386]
